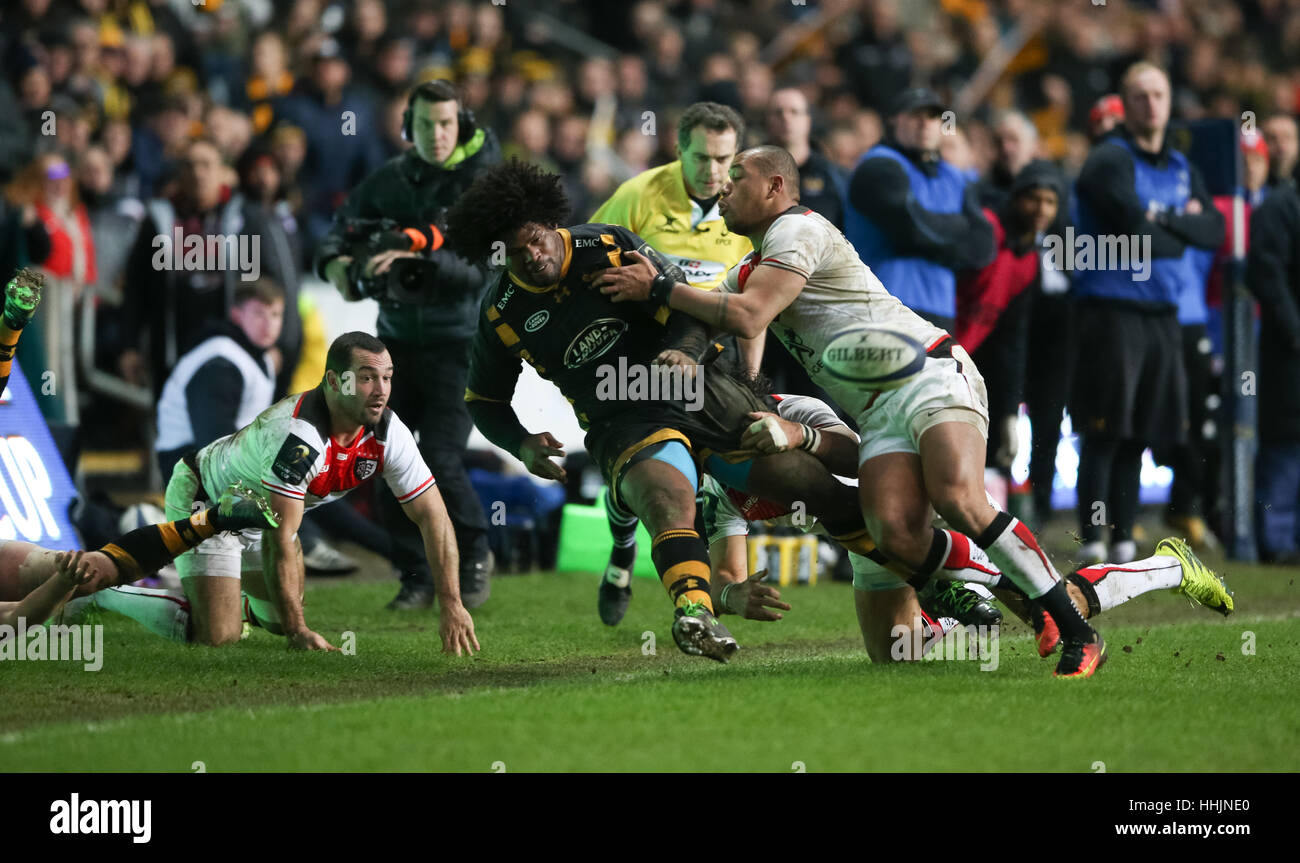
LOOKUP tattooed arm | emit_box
[661,264,807,339]
[593,252,807,339]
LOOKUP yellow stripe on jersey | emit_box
[465,388,508,403]
[494,322,520,347]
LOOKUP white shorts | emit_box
[163,460,263,579]
[856,345,989,466]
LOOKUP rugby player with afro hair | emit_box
[447,158,916,662]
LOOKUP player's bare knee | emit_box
[193,623,242,647]
[930,485,993,538]
[869,512,930,564]
[633,489,694,533]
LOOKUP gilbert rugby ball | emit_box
[821,327,927,389]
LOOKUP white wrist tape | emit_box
[748,415,788,450]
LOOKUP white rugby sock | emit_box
[940,530,1002,586]
[975,511,1095,641]
[67,585,191,642]
[975,512,1061,598]
[1067,555,1182,615]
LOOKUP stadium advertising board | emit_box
[0,359,80,549]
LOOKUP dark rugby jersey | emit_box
[465,223,693,429]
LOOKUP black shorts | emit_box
[1069,301,1188,446]
[585,365,770,506]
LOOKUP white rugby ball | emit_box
[821,327,927,389]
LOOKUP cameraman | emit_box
[315,80,500,609]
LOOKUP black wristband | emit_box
[798,424,821,453]
[650,273,675,305]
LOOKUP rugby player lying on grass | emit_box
[0,485,277,634]
[595,145,1230,677]
[159,332,477,653]
[447,159,883,663]
[701,389,1234,662]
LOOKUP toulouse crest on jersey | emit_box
[354,457,379,481]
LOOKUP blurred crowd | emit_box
[6,0,1299,276]
[3,0,1300,560]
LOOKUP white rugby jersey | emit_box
[719,207,948,414]
[195,387,434,511]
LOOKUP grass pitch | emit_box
[2,540,1298,773]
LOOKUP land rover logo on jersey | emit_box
[524,310,550,332]
[564,318,628,368]
[354,457,379,481]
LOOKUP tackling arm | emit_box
[663,264,807,339]
[741,414,860,477]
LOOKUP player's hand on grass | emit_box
[439,602,480,656]
[287,628,340,651]
[520,432,567,482]
[741,411,802,454]
[594,249,656,302]
[723,570,791,621]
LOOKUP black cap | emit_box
[1010,159,1065,201]
[890,87,947,117]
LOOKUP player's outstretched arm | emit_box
[402,487,479,656]
[2,551,94,628]
[260,492,337,651]
[709,535,791,621]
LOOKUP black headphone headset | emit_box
[402,80,477,146]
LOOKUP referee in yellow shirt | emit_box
[590,102,755,626]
